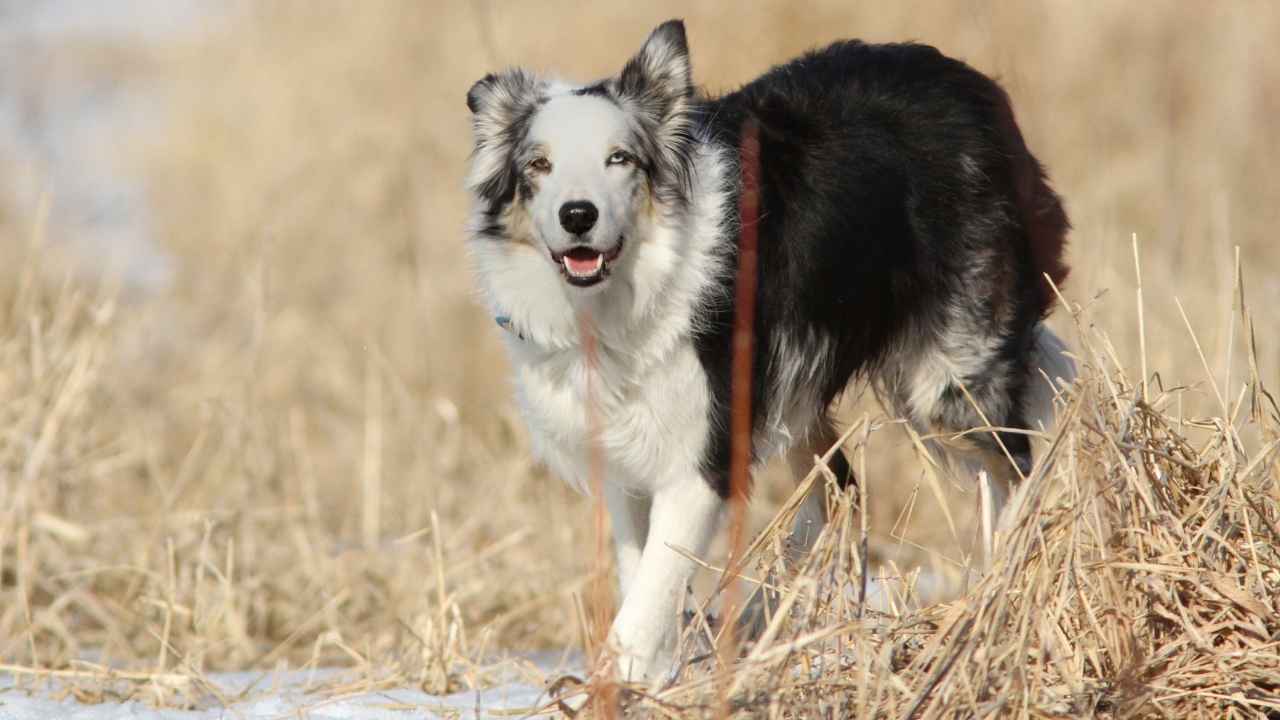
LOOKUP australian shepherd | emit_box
[464,19,1074,682]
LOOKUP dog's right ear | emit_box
[466,73,497,114]
[465,69,541,125]
[465,69,542,206]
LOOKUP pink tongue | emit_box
[565,251,601,275]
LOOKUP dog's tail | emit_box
[991,86,1071,314]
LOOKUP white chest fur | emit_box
[470,141,733,496]
[506,335,712,494]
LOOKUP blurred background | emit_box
[2,0,1277,684]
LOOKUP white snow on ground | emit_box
[0,668,566,719]
[0,570,957,719]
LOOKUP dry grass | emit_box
[2,2,1279,717]
[615,287,1280,718]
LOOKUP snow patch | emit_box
[0,666,572,719]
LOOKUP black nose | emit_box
[559,201,598,235]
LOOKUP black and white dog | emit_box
[465,20,1073,682]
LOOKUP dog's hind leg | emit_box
[903,322,1074,566]
[880,320,1070,566]
[995,324,1075,535]
[1020,325,1075,440]
[785,420,858,558]
[738,420,857,638]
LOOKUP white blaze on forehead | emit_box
[528,93,632,172]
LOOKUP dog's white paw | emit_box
[613,650,675,687]
[608,622,678,687]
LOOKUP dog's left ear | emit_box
[616,20,695,205]
[618,19,692,111]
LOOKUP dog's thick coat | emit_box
[465,20,1073,681]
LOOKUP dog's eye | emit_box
[606,151,633,167]
[528,157,552,173]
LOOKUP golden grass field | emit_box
[2,2,1278,716]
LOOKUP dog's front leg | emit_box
[604,484,650,599]
[608,475,721,684]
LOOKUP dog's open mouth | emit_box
[553,240,624,287]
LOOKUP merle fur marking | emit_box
[464,19,1073,683]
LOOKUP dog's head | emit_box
[465,20,696,303]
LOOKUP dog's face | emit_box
[516,94,644,287]
[465,20,695,299]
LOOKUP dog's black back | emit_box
[693,41,1070,495]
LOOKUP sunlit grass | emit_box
[1,2,1278,716]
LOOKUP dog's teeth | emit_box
[563,254,604,277]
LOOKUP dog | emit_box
[464,19,1074,683]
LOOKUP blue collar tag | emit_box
[495,315,525,340]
